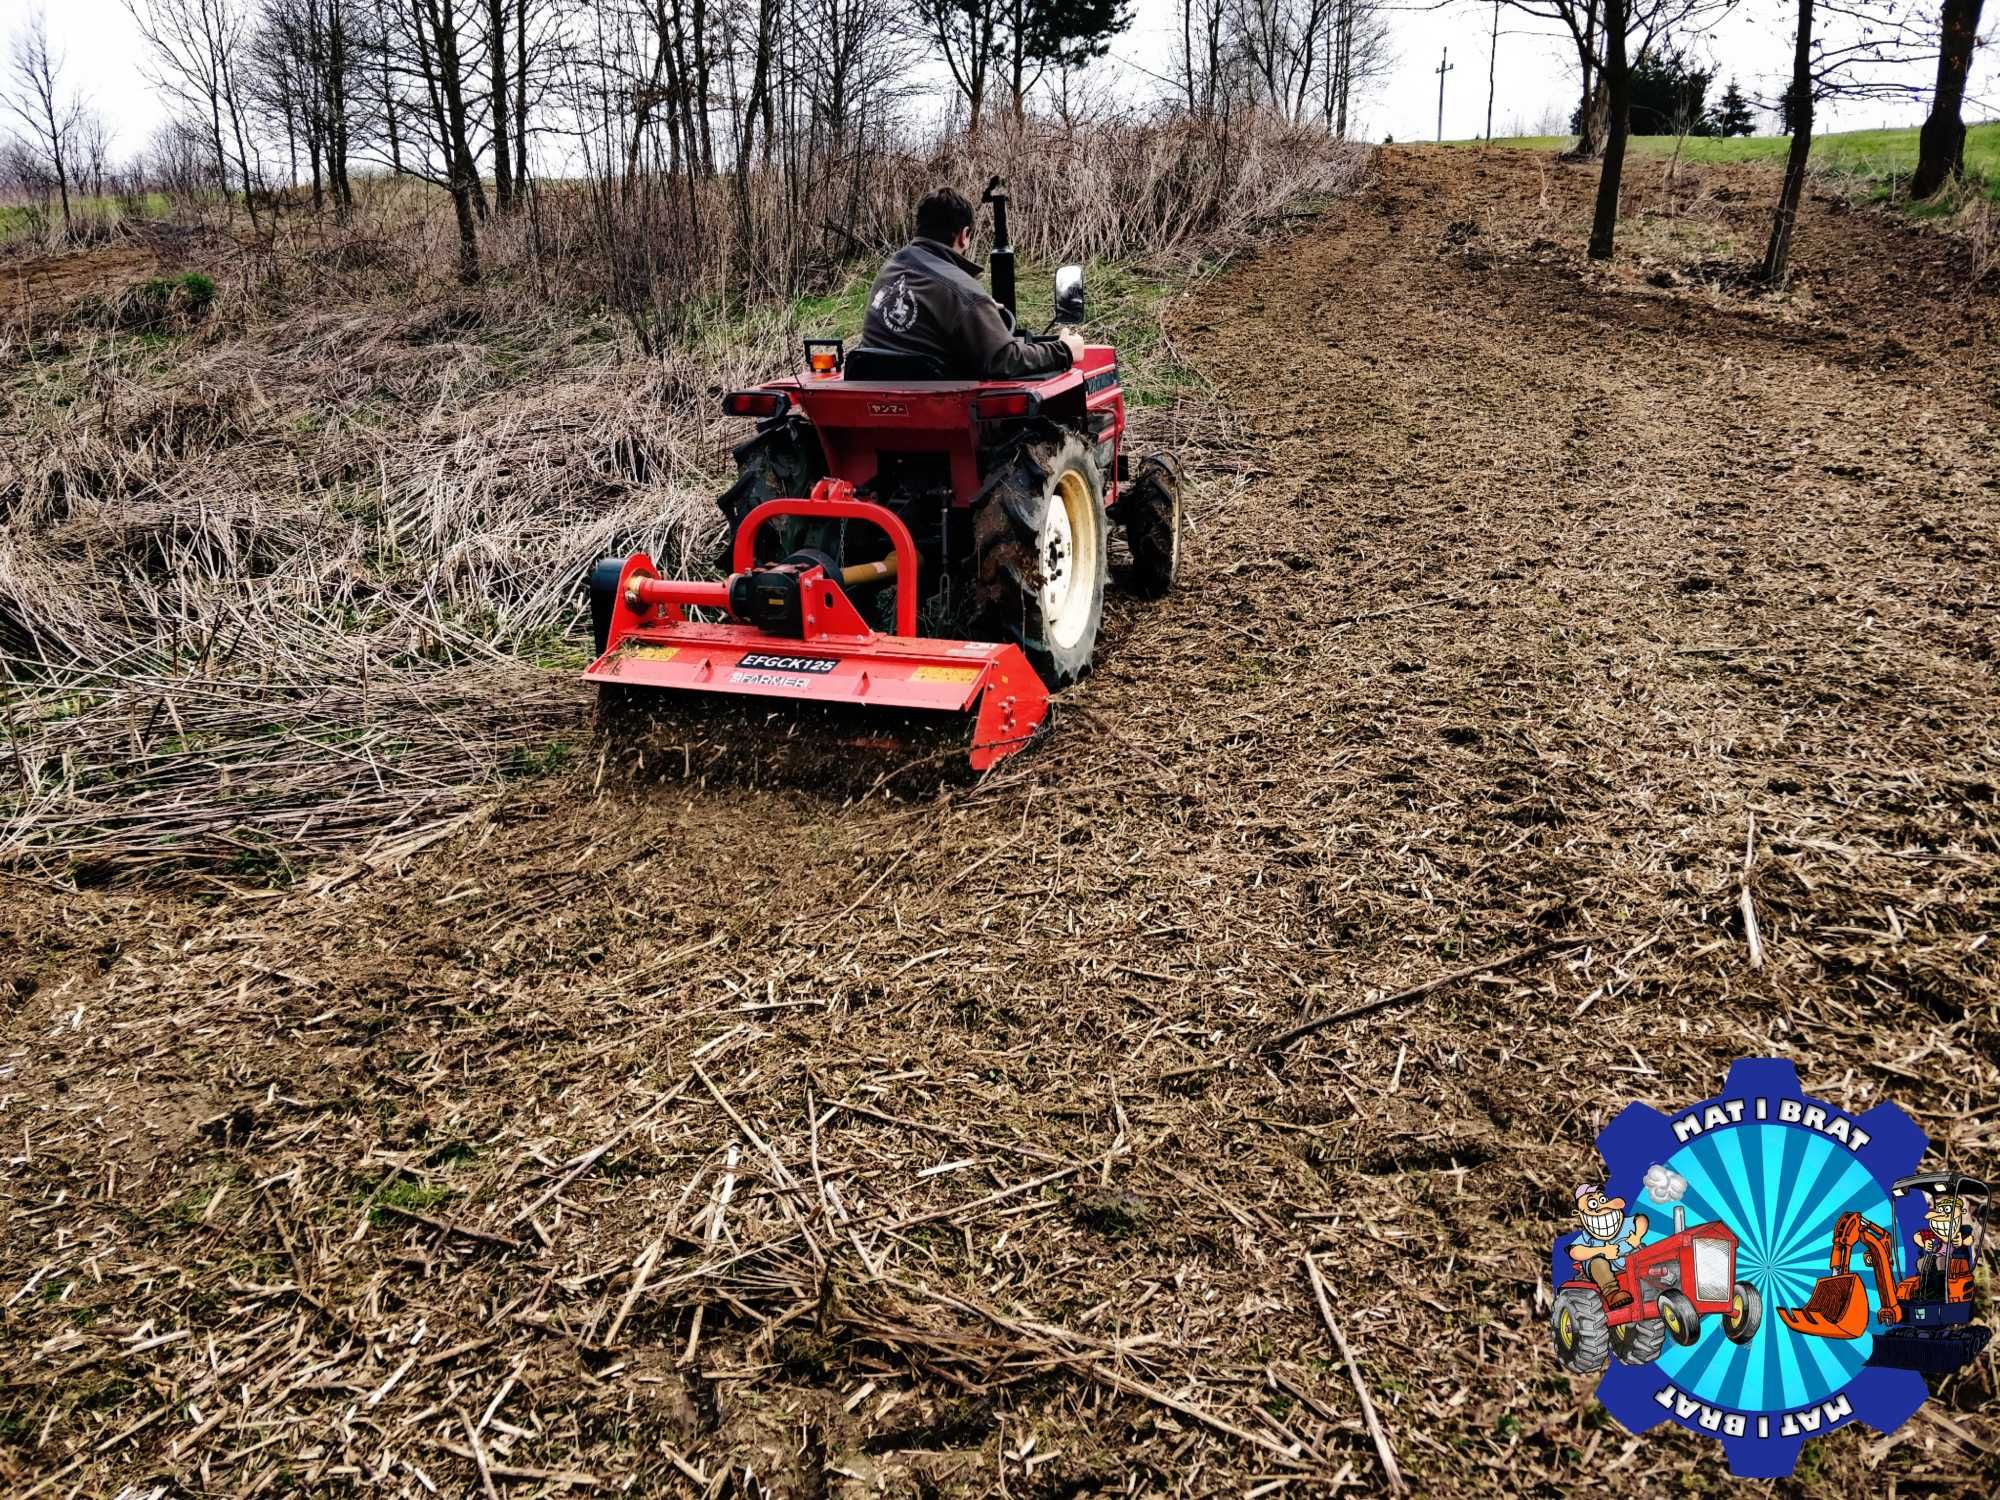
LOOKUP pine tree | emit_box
[1715,80,1756,138]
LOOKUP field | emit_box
[1460,122,2000,202]
[2,141,1999,1495]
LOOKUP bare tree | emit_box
[1176,0,1231,115]
[79,111,116,199]
[1912,0,1985,197]
[3,10,85,236]
[1318,0,1392,135]
[1754,2,1934,280]
[249,0,360,215]
[1587,0,1629,257]
[909,0,1131,130]
[128,0,267,227]
[1763,0,1813,279]
[1236,0,1336,120]
[1493,0,1735,259]
[404,0,485,279]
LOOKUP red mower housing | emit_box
[585,478,1051,771]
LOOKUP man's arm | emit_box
[960,294,1076,379]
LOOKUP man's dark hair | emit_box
[915,188,975,245]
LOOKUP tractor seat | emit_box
[843,346,951,381]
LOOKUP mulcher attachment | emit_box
[584,481,1049,773]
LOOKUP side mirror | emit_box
[1053,264,1086,326]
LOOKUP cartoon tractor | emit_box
[1552,1207,1764,1373]
[1776,1171,1991,1375]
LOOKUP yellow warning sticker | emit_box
[913,665,980,684]
[625,644,680,662]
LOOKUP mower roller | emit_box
[584,181,1183,776]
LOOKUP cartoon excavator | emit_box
[1777,1172,1990,1375]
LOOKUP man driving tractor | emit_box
[861,188,1085,380]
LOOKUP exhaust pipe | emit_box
[983,176,1015,325]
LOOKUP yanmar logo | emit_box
[866,401,908,416]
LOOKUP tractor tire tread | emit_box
[972,428,1105,688]
[1122,452,1184,598]
[1551,1286,1612,1375]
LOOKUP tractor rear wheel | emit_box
[974,431,1107,687]
[1724,1282,1762,1344]
[1551,1287,1611,1374]
[1121,453,1184,598]
[1657,1289,1701,1347]
[1610,1318,1668,1365]
[716,420,825,573]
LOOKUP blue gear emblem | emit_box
[1550,1058,1933,1478]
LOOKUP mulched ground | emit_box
[3,147,1997,1497]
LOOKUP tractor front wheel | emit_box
[1121,452,1184,598]
[1551,1287,1611,1374]
[975,431,1107,687]
[1657,1289,1701,1347]
[1724,1282,1763,1344]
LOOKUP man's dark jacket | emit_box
[859,239,1072,380]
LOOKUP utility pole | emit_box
[1486,4,1500,141]
[1436,47,1455,143]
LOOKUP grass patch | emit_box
[502,737,575,780]
[1453,123,2000,203]
[0,191,175,242]
[371,1177,454,1224]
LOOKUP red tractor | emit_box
[1551,1207,1764,1374]
[585,181,1182,771]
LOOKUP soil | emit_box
[3,148,1997,1495]
[3,244,159,314]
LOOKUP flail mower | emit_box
[584,180,1183,773]
[1776,1172,1991,1375]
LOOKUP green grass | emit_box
[1449,123,2000,202]
[371,1177,454,1224]
[0,191,174,241]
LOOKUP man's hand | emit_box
[1625,1214,1648,1249]
[1059,332,1086,364]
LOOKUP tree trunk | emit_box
[1912,0,1983,198]
[1571,76,1609,159]
[328,3,353,217]
[382,43,403,174]
[1762,0,1815,282]
[693,0,715,174]
[512,0,529,190]
[735,0,775,266]
[1586,0,1629,260]
[417,0,482,280]
[488,0,512,210]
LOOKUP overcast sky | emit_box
[11,0,1997,168]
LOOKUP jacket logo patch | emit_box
[882,276,918,334]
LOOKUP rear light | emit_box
[722,390,792,419]
[972,390,1040,422]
